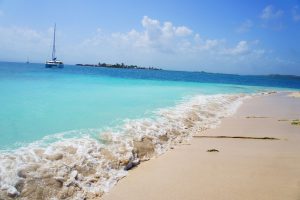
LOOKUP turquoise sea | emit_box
[0,61,300,198]
[0,62,299,149]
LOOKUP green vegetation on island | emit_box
[76,62,162,70]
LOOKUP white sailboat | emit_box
[45,24,64,68]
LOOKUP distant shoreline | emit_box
[76,62,162,70]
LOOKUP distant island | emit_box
[76,62,162,70]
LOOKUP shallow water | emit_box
[2,62,295,149]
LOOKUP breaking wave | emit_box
[0,93,251,199]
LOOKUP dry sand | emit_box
[103,92,300,200]
[289,92,300,98]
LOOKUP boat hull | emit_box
[45,62,64,68]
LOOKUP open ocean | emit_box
[0,61,299,198]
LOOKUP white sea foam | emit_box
[0,93,252,199]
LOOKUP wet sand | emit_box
[103,92,300,200]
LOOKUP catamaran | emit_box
[45,24,64,68]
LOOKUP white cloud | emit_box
[0,26,53,61]
[275,57,296,65]
[260,5,284,30]
[292,6,300,22]
[175,26,192,36]
[203,39,221,49]
[142,16,160,28]
[80,16,260,58]
[236,19,253,33]
[223,41,249,55]
[260,5,284,20]
[81,16,194,55]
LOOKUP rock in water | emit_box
[17,164,40,178]
[7,187,20,198]
[133,136,155,160]
[158,134,169,142]
[124,158,140,170]
[45,153,63,161]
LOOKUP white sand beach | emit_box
[103,92,300,200]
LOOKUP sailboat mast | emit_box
[52,23,56,60]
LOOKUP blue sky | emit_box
[0,0,299,75]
